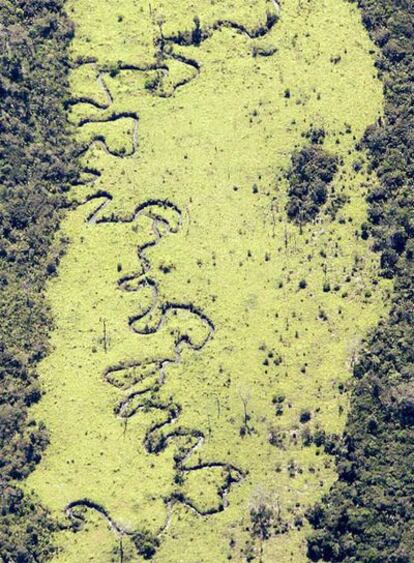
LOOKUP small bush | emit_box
[299,410,311,423]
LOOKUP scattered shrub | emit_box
[132,530,160,560]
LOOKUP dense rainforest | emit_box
[307,0,414,561]
[0,0,77,560]
[0,0,412,561]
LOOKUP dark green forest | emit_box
[0,1,77,560]
[286,144,339,225]
[0,0,412,561]
[307,0,414,561]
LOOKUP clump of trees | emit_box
[306,0,414,560]
[286,146,338,225]
[0,0,79,559]
[132,530,160,560]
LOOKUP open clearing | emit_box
[25,0,391,560]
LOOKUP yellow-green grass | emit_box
[25,0,391,560]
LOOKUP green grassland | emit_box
[25,0,392,561]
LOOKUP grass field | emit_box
[25,0,391,560]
